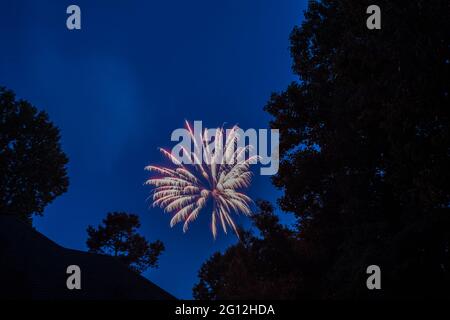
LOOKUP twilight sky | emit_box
[0,0,306,298]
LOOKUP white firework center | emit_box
[145,121,266,238]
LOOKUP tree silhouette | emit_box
[266,0,449,299]
[193,201,302,299]
[195,0,449,299]
[86,212,165,274]
[0,87,69,223]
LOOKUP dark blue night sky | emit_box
[0,0,306,298]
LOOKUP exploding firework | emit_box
[145,121,255,238]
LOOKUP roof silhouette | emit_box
[0,215,175,300]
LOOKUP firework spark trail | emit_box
[145,121,255,238]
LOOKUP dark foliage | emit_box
[86,212,165,274]
[193,201,302,299]
[195,0,449,299]
[0,87,69,223]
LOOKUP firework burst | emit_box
[145,121,256,238]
